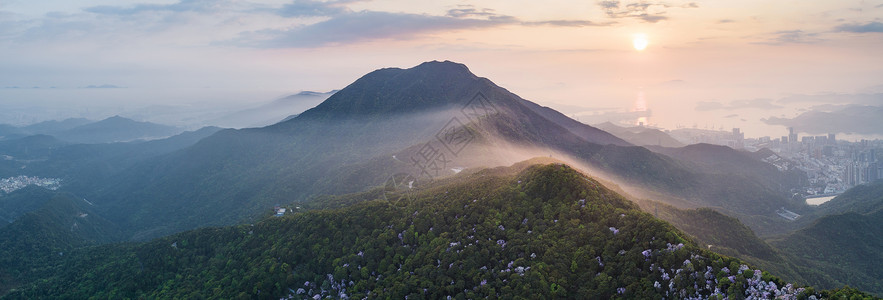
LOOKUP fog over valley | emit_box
[1,1,882,299]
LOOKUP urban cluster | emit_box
[668,126,882,196]
[0,175,62,194]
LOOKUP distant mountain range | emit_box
[0,116,182,144]
[2,60,878,297]
[51,61,806,241]
[57,116,182,144]
[763,105,883,135]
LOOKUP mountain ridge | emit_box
[72,61,798,242]
[57,115,181,144]
[2,162,856,299]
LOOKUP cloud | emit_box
[523,20,601,27]
[446,4,605,27]
[4,1,251,44]
[233,6,605,48]
[760,30,822,44]
[447,7,498,18]
[0,10,36,39]
[596,0,697,23]
[717,19,735,24]
[835,21,883,33]
[85,0,225,15]
[695,98,782,111]
[724,114,738,118]
[638,15,667,23]
[277,0,355,18]
[749,29,825,45]
[232,11,510,48]
[598,1,619,10]
[762,105,883,135]
[5,0,608,50]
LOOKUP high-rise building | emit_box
[845,163,856,186]
[827,133,835,145]
[869,162,879,182]
[788,127,798,150]
[732,128,744,148]
[878,164,883,182]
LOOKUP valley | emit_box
[0,61,880,298]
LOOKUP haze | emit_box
[1,0,882,138]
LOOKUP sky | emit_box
[1,0,882,138]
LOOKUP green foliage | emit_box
[0,189,123,296]
[769,209,883,296]
[2,164,860,299]
[815,180,883,217]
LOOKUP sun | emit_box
[633,34,648,51]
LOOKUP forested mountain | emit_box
[59,61,807,242]
[814,180,883,217]
[766,180,883,295]
[0,134,67,160]
[646,143,808,203]
[0,117,182,144]
[0,126,221,180]
[2,163,871,299]
[19,118,92,135]
[771,209,883,295]
[2,61,866,297]
[0,125,20,141]
[79,60,644,240]
[0,188,122,294]
[55,116,182,144]
[0,186,59,226]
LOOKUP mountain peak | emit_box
[411,60,472,75]
[292,60,486,120]
[102,115,131,122]
[272,60,629,146]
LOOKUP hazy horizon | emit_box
[2,0,882,139]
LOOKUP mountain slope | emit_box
[770,210,883,295]
[647,143,807,201]
[77,61,801,242]
[3,163,841,299]
[0,134,66,162]
[57,116,181,144]
[815,180,883,216]
[0,186,59,226]
[0,189,122,294]
[767,181,883,295]
[21,118,93,135]
[88,61,637,240]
